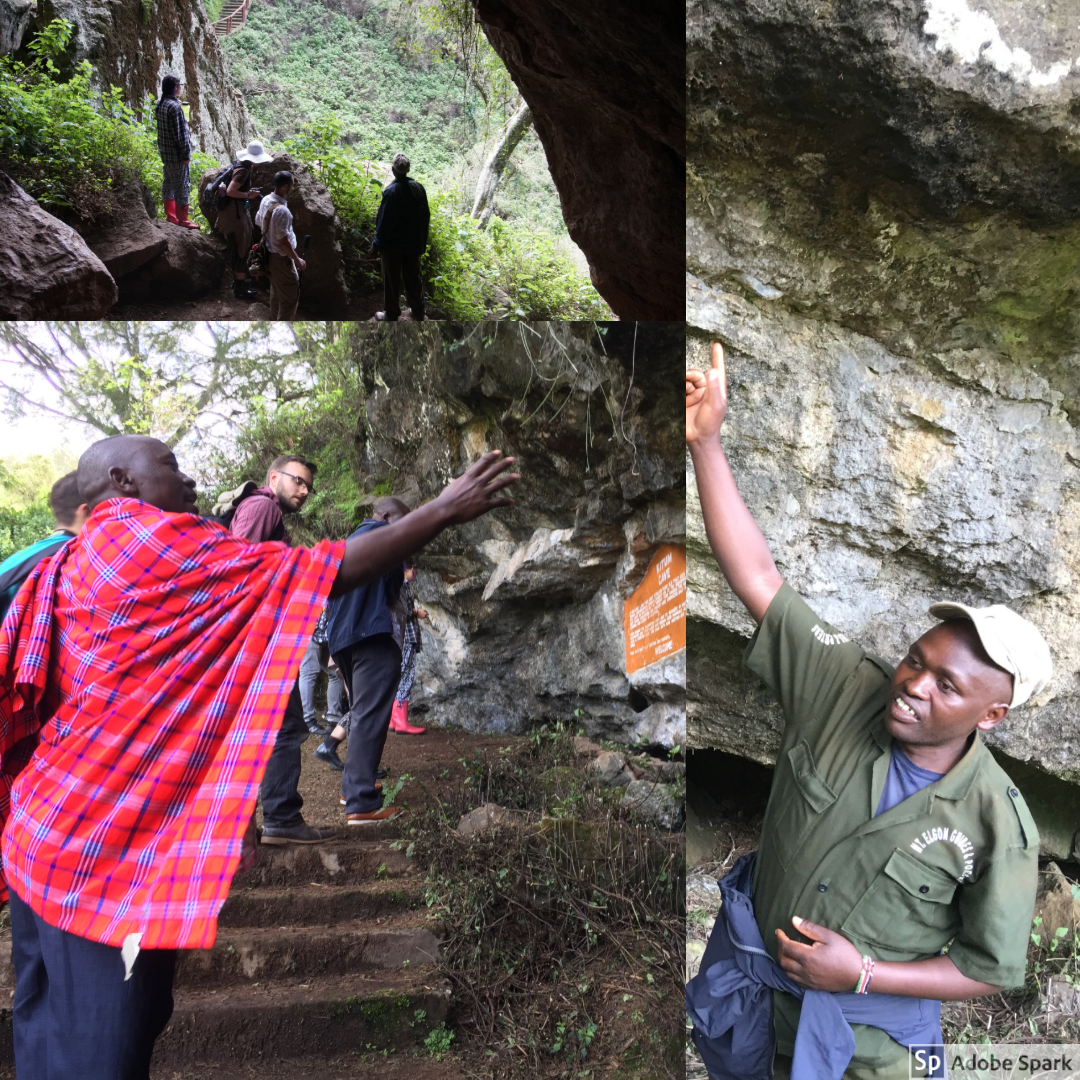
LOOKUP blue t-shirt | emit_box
[875,745,945,816]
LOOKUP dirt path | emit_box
[105,261,436,322]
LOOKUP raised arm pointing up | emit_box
[686,342,783,625]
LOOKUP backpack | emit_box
[247,203,283,278]
[207,480,259,529]
[200,160,247,216]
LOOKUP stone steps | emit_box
[154,968,451,1067]
[234,834,411,888]
[219,881,425,927]
[175,913,442,988]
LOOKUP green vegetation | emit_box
[0,18,215,225]
[224,0,608,316]
[283,117,609,317]
[0,453,76,563]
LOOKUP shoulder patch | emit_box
[1005,783,1039,850]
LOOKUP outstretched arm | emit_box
[687,342,783,624]
[776,918,1002,1000]
[328,450,518,598]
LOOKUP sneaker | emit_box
[314,742,344,771]
[306,717,331,737]
[347,807,404,826]
[339,783,381,806]
[260,821,337,845]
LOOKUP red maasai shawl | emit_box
[0,498,344,950]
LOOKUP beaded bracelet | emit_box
[855,955,875,994]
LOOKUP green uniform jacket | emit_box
[746,584,1039,1069]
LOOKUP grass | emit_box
[399,723,685,1078]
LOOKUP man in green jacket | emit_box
[687,343,1051,1079]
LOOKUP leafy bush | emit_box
[424,195,609,319]
[0,20,158,221]
[0,18,217,225]
[0,503,54,564]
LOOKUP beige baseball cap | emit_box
[928,602,1053,708]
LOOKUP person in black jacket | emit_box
[0,473,87,621]
[372,153,430,322]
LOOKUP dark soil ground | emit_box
[0,724,683,1079]
[105,257,441,322]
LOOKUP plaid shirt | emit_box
[155,95,191,164]
[0,498,343,949]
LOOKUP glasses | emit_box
[280,471,314,494]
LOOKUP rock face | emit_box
[353,322,685,749]
[9,0,253,163]
[200,153,349,316]
[473,0,683,321]
[0,171,118,317]
[687,0,1080,855]
[0,0,32,54]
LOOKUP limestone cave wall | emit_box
[687,0,1080,858]
[353,323,685,749]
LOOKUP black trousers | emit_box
[10,889,177,1080]
[380,250,424,319]
[333,634,401,814]
[259,681,307,829]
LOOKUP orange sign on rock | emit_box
[624,545,686,674]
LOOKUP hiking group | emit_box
[685,344,1051,1080]
[0,436,518,1078]
[157,74,432,321]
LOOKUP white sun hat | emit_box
[236,140,274,163]
[928,601,1053,708]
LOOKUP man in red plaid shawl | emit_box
[0,434,517,1080]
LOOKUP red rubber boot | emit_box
[389,699,425,735]
[163,198,180,225]
[176,204,201,230]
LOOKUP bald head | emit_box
[77,435,198,514]
[373,497,410,523]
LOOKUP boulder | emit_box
[586,750,635,789]
[117,221,226,302]
[472,0,683,320]
[0,171,117,318]
[456,803,515,838]
[201,152,349,316]
[81,180,167,280]
[572,737,603,758]
[619,779,683,830]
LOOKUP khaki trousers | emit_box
[268,252,299,320]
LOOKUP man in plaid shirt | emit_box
[0,434,518,1080]
[154,74,200,231]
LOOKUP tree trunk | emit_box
[470,100,532,228]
